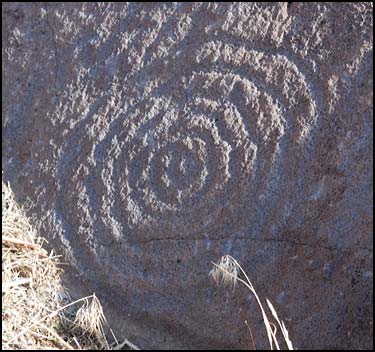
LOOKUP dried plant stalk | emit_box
[210,255,293,350]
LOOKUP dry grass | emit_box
[2,178,294,350]
[210,255,294,350]
[2,181,139,350]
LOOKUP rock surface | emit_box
[2,2,373,349]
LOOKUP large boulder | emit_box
[2,2,373,349]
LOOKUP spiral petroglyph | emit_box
[54,35,317,291]
[4,2,372,350]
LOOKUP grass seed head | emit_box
[209,255,239,288]
[73,293,109,348]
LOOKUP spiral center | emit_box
[166,150,198,188]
